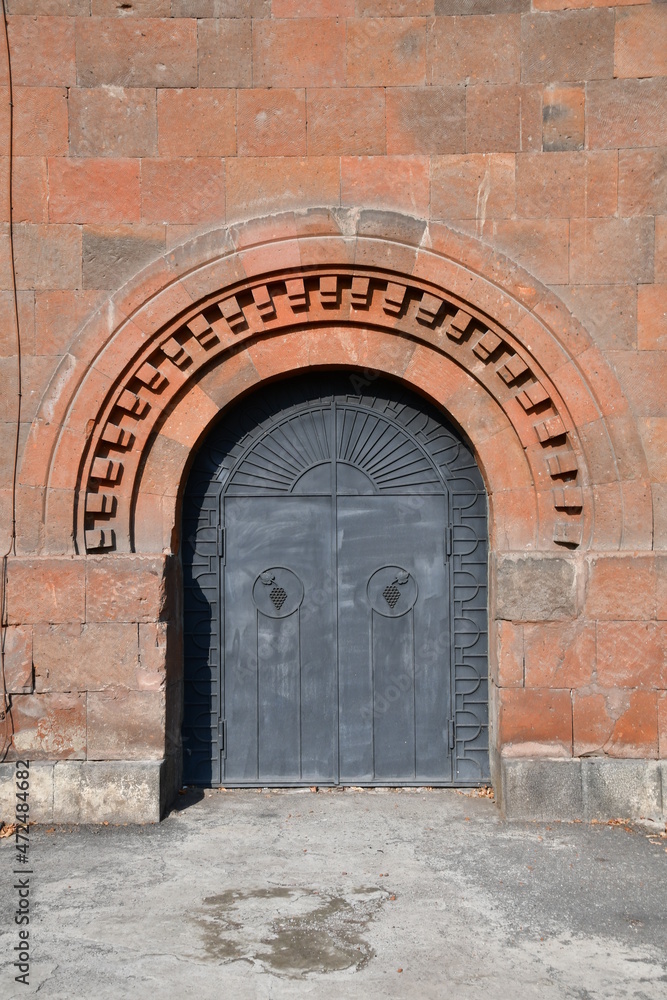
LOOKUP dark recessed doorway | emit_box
[181,374,489,786]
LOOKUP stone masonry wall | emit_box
[0,1,665,817]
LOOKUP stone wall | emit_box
[0,1,665,822]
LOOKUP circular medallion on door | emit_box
[252,567,304,618]
[367,566,418,618]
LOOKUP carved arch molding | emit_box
[25,214,644,557]
[83,265,585,554]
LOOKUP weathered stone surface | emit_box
[2,624,33,693]
[82,226,166,291]
[495,556,578,621]
[501,756,584,821]
[498,687,573,753]
[585,555,657,621]
[32,622,157,693]
[501,756,667,823]
[87,688,166,760]
[52,760,164,823]
[6,558,86,624]
[85,556,176,624]
[0,762,55,824]
[523,621,595,688]
[9,692,86,760]
[582,758,662,822]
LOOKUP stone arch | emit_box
[19,209,650,561]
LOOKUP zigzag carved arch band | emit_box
[77,264,587,554]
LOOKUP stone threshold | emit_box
[1,757,666,825]
[500,756,667,824]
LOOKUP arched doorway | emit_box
[181,374,489,788]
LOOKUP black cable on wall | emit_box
[1,0,22,761]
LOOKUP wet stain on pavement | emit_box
[197,885,388,977]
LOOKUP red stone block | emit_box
[342,154,430,216]
[618,149,667,218]
[2,624,33,694]
[13,87,68,156]
[141,158,225,225]
[587,79,667,150]
[466,85,542,153]
[6,558,85,624]
[521,10,614,84]
[487,219,570,286]
[637,286,667,352]
[556,285,636,353]
[516,151,617,220]
[75,17,197,88]
[9,0,90,11]
[69,87,158,158]
[614,6,667,80]
[7,15,76,86]
[498,687,573,752]
[198,18,252,88]
[489,489,538,551]
[92,0,170,10]
[542,85,584,152]
[523,621,596,689]
[33,622,146,693]
[533,0,644,9]
[658,556,667,622]
[570,218,654,286]
[430,153,515,221]
[34,289,106,357]
[87,687,165,760]
[495,620,524,688]
[308,88,385,156]
[237,89,306,157]
[157,89,236,157]
[597,621,665,689]
[253,18,346,88]
[273,0,354,12]
[226,156,340,219]
[9,692,86,760]
[573,689,658,758]
[659,692,667,759]
[347,17,426,87]
[657,217,667,285]
[386,86,464,155]
[585,555,656,621]
[610,351,667,418]
[85,556,174,623]
[13,157,48,224]
[138,622,171,690]
[48,158,141,225]
[428,14,520,86]
[359,1,433,10]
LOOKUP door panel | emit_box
[182,376,489,788]
[223,496,337,783]
[336,495,452,783]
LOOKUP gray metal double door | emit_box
[222,486,452,785]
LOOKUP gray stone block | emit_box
[83,229,165,291]
[501,757,584,821]
[0,762,54,823]
[495,555,579,621]
[582,758,662,822]
[53,760,164,824]
[435,0,529,13]
[659,761,667,819]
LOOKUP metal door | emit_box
[182,376,489,786]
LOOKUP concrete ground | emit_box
[1,787,666,999]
